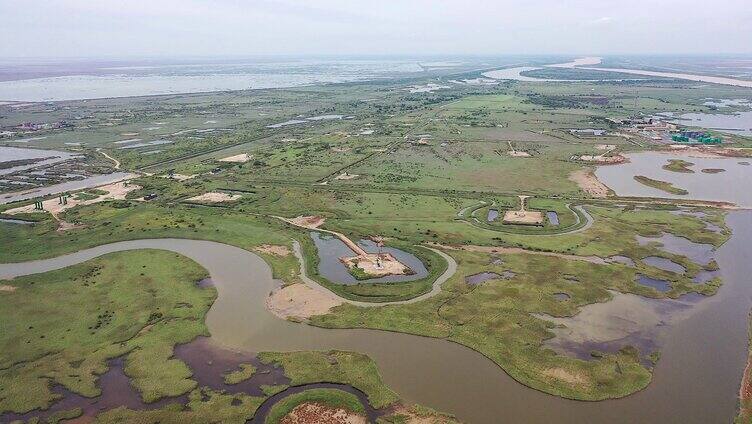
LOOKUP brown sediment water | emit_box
[1,212,751,423]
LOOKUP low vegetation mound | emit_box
[633,176,689,195]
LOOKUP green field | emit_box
[2,60,751,421]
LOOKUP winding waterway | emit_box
[2,209,751,424]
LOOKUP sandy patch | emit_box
[0,285,17,292]
[572,154,626,164]
[186,192,241,203]
[666,145,752,159]
[267,283,343,320]
[120,132,139,136]
[502,195,544,225]
[595,144,616,150]
[331,147,351,153]
[5,181,140,231]
[508,150,531,157]
[341,253,410,277]
[254,244,291,257]
[219,153,253,163]
[287,215,326,229]
[164,173,197,181]
[334,172,359,180]
[281,402,366,424]
[543,368,587,385]
[569,169,609,198]
[503,210,544,225]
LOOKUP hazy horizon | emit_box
[3,0,751,58]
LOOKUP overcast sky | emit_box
[2,0,751,58]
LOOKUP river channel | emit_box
[1,204,750,424]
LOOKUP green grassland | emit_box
[0,251,447,422]
[2,64,750,418]
[0,250,213,413]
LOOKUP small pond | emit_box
[642,256,686,274]
[553,293,571,301]
[546,211,560,226]
[0,218,34,225]
[637,233,715,266]
[310,232,428,285]
[487,209,499,222]
[636,274,672,292]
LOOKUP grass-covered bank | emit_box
[0,250,213,414]
[634,175,689,195]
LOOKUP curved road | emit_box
[462,203,595,236]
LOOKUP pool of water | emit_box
[0,146,79,176]
[642,257,686,274]
[2,213,752,424]
[546,211,560,226]
[0,172,136,205]
[595,152,752,207]
[310,232,428,284]
[636,274,672,292]
[487,209,499,222]
[0,218,34,225]
[465,271,515,286]
[637,233,715,266]
[553,293,571,301]
[660,110,752,136]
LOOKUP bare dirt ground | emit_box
[286,215,326,229]
[503,210,544,225]
[334,172,359,180]
[186,192,241,203]
[164,173,197,181]
[543,368,587,385]
[5,181,140,231]
[666,145,752,158]
[502,195,544,225]
[218,153,253,163]
[280,402,366,424]
[341,253,410,277]
[595,144,617,150]
[254,244,291,257]
[0,285,17,292]
[572,154,626,164]
[508,150,531,157]
[434,243,607,265]
[569,169,609,198]
[267,283,343,320]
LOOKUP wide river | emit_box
[1,158,751,423]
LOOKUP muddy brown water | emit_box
[2,212,752,423]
